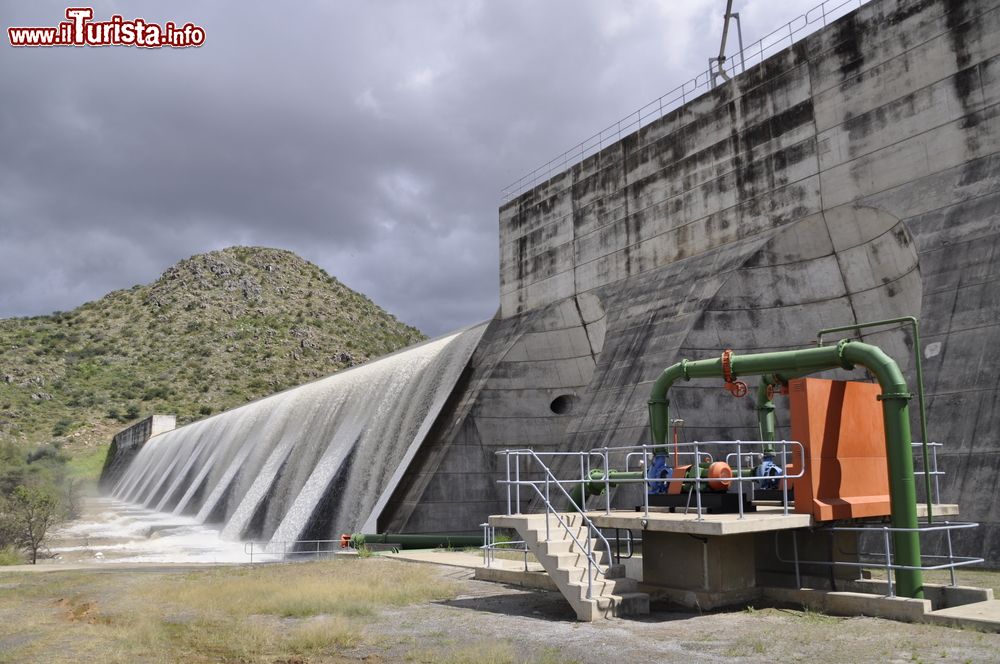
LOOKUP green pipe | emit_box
[647,341,924,598]
[756,372,807,453]
[569,469,645,510]
[817,316,933,523]
[840,342,922,598]
[756,375,778,453]
[649,344,853,450]
[349,533,483,550]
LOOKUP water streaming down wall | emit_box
[110,323,486,546]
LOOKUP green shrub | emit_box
[0,546,23,565]
[52,418,73,437]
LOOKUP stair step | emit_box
[528,527,591,542]
[497,513,650,622]
[577,592,651,621]
[539,536,596,554]
[551,561,628,587]
[566,577,640,601]
[547,549,611,568]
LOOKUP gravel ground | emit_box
[352,565,1000,663]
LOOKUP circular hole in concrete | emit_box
[549,394,577,415]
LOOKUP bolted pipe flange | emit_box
[835,339,856,370]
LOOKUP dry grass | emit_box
[143,558,455,619]
[0,558,457,663]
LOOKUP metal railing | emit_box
[481,523,640,569]
[480,523,532,571]
[501,0,868,201]
[500,440,804,521]
[775,521,983,596]
[912,441,944,506]
[244,539,341,565]
[497,448,617,599]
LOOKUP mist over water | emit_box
[48,496,262,564]
[111,324,486,550]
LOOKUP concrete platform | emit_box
[382,549,495,569]
[587,506,812,535]
[917,504,960,518]
[584,503,958,536]
[382,548,560,591]
[926,600,1000,631]
[765,587,1000,632]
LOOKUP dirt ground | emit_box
[364,565,1000,663]
[1,559,999,664]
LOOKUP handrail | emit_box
[501,441,804,520]
[500,0,867,202]
[591,441,804,520]
[479,523,532,571]
[500,448,615,599]
[244,538,341,564]
[910,441,944,506]
[774,522,983,597]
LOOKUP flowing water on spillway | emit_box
[109,324,486,552]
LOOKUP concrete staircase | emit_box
[490,513,649,621]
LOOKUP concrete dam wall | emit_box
[103,0,1000,563]
[100,414,176,492]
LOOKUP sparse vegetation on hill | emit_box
[0,247,425,452]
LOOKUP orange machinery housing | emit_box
[789,377,892,521]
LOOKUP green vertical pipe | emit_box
[757,372,805,453]
[756,375,778,454]
[840,343,923,599]
[817,317,932,523]
[647,341,924,598]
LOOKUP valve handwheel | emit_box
[721,349,748,398]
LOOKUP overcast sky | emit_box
[1,0,839,336]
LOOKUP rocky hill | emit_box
[0,247,425,449]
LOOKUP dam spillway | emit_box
[102,0,1000,564]
[108,325,485,545]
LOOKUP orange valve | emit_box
[721,349,748,398]
[725,381,749,397]
[339,533,352,549]
[768,383,789,400]
[706,461,732,491]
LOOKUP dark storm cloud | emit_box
[0,0,821,335]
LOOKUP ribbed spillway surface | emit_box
[111,323,486,548]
